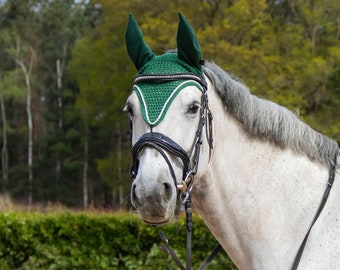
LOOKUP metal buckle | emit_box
[178,171,195,203]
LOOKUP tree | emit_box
[15,45,35,207]
[0,0,97,207]
[271,0,340,140]
[0,0,39,205]
[70,0,134,208]
[0,70,8,192]
[35,0,91,204]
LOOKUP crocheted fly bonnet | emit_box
[125,13,207,126]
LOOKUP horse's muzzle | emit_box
[131,181,176,225]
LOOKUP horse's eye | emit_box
[123,103,134,117]
[187,103,200,114]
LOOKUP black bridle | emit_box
[130,72,213,200]
[130,72,219,270]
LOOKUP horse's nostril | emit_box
[162,183,173,203]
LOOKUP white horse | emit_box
[124,14,340,269]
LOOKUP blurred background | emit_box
[0,0,339,210]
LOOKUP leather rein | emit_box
[130,72,220,270]
[291,151,338,269]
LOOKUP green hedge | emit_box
[0,212,236,269]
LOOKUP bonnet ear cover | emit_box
[125,14,205,126]
[177,13,202,74]
[125,14,155,70]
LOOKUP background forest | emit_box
[0,0,339,209]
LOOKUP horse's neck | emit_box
[192,112,329,269]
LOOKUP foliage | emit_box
[0,0,339,209]
[0,0,102,206]
[0,211,236,269]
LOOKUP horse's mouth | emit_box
[143,219,170,226]
[141,214,175,227]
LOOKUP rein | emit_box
[291,151,338,269]
[130,73,221,269]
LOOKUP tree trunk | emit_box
[0,71,9,193]
[55,43,67,201]
[83,116,88,210]
[57,59,63,130]
[16,46,34,208]
[56,59,62,199]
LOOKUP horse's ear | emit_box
[177,13,202,73]
[125,14,155,71]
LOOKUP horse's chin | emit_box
[138,201,182,226]
[142,216,174,227]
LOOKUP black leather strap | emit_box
[130,132,190,181]
[291,151,338,269]
[198,243,223,270]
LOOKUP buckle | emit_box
[178,171,195,203]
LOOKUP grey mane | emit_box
[203,61,339,169]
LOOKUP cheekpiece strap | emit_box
[134,73,207,91]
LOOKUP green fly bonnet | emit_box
[125,13,207,126]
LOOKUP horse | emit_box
[124,13,340,269]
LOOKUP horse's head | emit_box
[124,14,212,225]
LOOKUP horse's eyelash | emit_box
[187,102,201,114]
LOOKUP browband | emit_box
[134,73,207,90]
